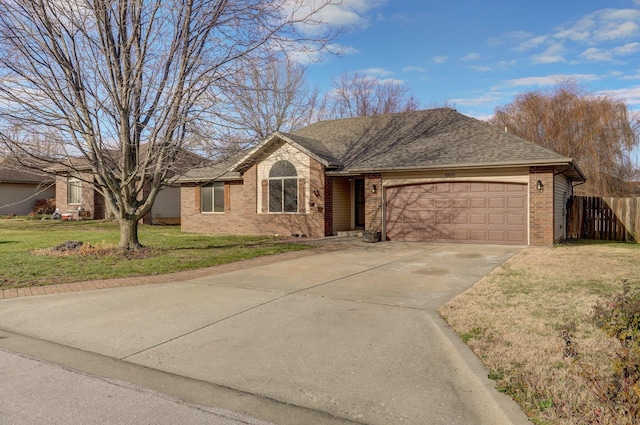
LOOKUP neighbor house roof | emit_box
[191,108,586,182]
[47,145,208,177]
[0,156,54,184]
[174,151,245,183]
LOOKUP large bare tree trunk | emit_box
[119,218,141,250]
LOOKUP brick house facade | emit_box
[178,109,585,246]
[181,156,327,238]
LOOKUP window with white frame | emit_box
[67,177,82,205]
[268,160,298,213]
[201,182,224,213]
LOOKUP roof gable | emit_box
[231,132,341,173]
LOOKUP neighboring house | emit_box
[177,108,586,246]
[48,148,204,224]
[0,156,55,215]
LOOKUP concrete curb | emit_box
[429,314,531,425]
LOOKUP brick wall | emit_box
[55,173,97,219]
[181,157,327,238]
[324,175,334,236]
[364,173,383,232]
[529,167,555,246]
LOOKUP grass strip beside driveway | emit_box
[0,220,309,289]
[440,242,640,425]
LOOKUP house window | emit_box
[67,177,82,204]
[269,160,298,213]
[201,182,224,213]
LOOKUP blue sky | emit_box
[302,0,640,121]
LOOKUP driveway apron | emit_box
[0,242,529,425]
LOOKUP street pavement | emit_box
[0,349,274,425]
[0,241,531,425]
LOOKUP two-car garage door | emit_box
[386,182,527,245]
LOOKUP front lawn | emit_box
[440,242,640,425]
[0,220,310,288]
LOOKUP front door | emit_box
[354,178,365,228]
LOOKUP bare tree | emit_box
[189,55,321,157]
[0,0,336,248]
[322,71,420,119]
[490,81,640,196]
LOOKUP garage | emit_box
[385,181,527,245]
[150,186,181,224]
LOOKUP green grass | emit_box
[0,220,310,288]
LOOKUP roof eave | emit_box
[173,173,243,184]
[335,159,584,178]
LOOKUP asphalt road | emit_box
[0,348,273,425]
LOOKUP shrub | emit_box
[30,198,56,216]
[591,280,640,421]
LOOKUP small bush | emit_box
[591,280,640,421]
[30,198,56,216]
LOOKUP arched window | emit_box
[269,160,298,212]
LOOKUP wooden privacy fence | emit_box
[568,196,640,242]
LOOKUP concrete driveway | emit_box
[0,242,530,425]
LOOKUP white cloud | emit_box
[293,0,388,30]
[462,53,480,62]
[616,42,640,55]
[360,67,394,77]
[554,9,640,43]
[470,65,493,72]
[403,66,428,73]
[597,86,640,107]
[514,35,548,52]
[431,55,448,64]
[531,43,566,63]
[504,74,600,88]
[620,71,640,81]
[488,31,537,48]
[580,42,640,62]
[469,59,516,72]
[449,94,504,106]
[288,42,359,64]
[580,47,613,62]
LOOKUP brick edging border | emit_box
[1,241,358,300]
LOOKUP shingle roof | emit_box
[0,156,53,183]
[188,108,584,182]
[47,145,208,176]
[288,108,574,172]
[174,151,245,183]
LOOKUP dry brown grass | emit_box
[32,242,156,259]
[439,242,640,425]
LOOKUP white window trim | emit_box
[67,177,82,205]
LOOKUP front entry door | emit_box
[354,178,365,228]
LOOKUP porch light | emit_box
[371,184,377,193]
[536,180,543,191]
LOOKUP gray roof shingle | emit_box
[186,108,583,181]
[288,108,573,172]
[0,156,53,183]
[175,151,245,183]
